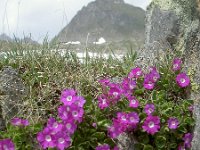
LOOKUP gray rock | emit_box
[0,66,26,129]
[139,0,200,149]
[117,133,136,150]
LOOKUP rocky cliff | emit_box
[54,0,145,44]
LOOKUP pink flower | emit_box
[188,105,194,112]
[74,96,86,108]
[92,123,97,128]
[11,117,29,127]
[37,127,56,149]
[143,75,155,90]
[127,112,139,126]
[127,96,139,108]
[149,69,160,82]
[128,67,143,78]
[121,77,136,91]
[96,144,110,150]
[0,139,15,150]
[142,116,160,135]
[183,133,193,148]
[98,94,110,110]
[70,104,84,123]
[47,117,63,133]
[60,89,77,106]
[62,119,77,135]
[108,84,122,102]
[55,132,71,150]
[176,73,190,88]
[108,119,125,138]
[58,105,71,120]
[144,104,155,115]
[117,112,128,124]
[98,78,110,86]
[167,117,179,129]
[172,58,182,71]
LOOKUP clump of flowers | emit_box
[96,57,194,149]
[37,89,86,150]
[0,57,195,150]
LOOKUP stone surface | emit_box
[139,0,200,149]
[117,133,136,150]
[0,66,26,129]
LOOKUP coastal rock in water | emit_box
[0,66,26,129]
[139,0,200,149]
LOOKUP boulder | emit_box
[139,0,200,149]
[0,66,27,129]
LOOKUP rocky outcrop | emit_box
[0,66,27,129]
[55,0,145,44]
[139,0,200,149]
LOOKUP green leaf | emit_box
[104,138,115,147]
[91,132,106,140]
[155,136,166,148]
[134,143,144,150]
[135,89,144,95]
[138,134,149,144]
[97,119,111,128]
[169,143,177,149]
[143,145,154,150]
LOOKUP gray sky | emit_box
[0,0,151,42]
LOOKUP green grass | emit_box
[0,42,137,124]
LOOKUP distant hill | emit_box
[54,0,145,46]
[0,34,12,42]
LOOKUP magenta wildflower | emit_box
[127,96,139,108]
[183,133,193,148]
[37,127,56,149]
[55,132,71,150]
[149,69,160,82]
[98,94,110,110]
[74,96,86,108]
[176,73,190,88]
[117,112,128,124]
[70,104,84,123]
[0,139,15,150]
[11,117,29,127]
[60,89,77,106]
[98,78,110,86]
[142,116,160,135]
[92,123,97,128]
[128,67,143,78]
[172,58,182,71]
[167,117,179,129]
[144,104,155,115]
[143,75,155,90]
[188,105,194,112]
[108,119,125,138]
[127,112,139,126]
[62,119,77,135]
[58,105,71,120]
[108,84,122,101]
[121,77,136,91]
[47,117,63,133]
[95,144,110,150]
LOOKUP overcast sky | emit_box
[0,0,151,42]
